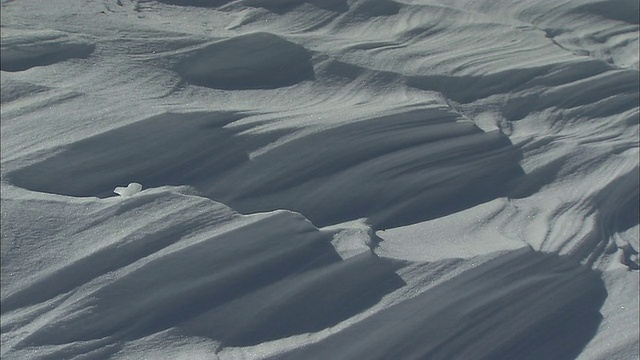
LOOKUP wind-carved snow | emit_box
[6,107,523,229]
[0,0,638,359]
[1,187,404,358]
[0,29,95,72]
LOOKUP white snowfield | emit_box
[0,0,637,359]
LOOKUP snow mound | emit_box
[1,188,403,357]
[0,29,95,72]
[376,199,528,262]
[271,248,606,360]
[175,32,314,90]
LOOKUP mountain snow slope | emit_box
[1,0,638,359]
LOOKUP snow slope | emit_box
[1,0,638,359]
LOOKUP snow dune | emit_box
[0,30,95,72]
[272,248,606,360]
[1,0,638,359]
[7,107,522,229]
[175,32,315,89]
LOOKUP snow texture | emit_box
[1,0,638,359]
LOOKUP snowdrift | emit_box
[1,0,638,359]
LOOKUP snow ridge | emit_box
[1,0,638,359]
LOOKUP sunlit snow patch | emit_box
[113,182,142,197]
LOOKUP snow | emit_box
[114,182,143,196]
[0,29,95,72]
[175,32,315,89]
[1,0,638,359]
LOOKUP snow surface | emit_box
[1,0,638,359]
